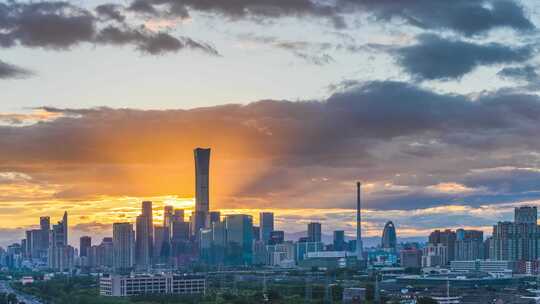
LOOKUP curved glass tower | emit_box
[381,221,397,252]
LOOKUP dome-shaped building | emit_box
[381,221,397,252]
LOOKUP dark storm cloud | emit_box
[463,168,540,195]
[0,60,33,79]
[129,0,345,28]
[128,0,159,15]
[136,0,535,34]
[95,4,126,23]
[5,81,540,210]
[396,34,534,80]
[0,1,95,49]
[96,26,219,55]
[498,65,540,82]
[0,1,218,63]
[343,0,534,36]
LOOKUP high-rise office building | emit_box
[172,222,190,242]
[173,209,185,222]
[382,221,397,252]
[307,222,322,243]
[225,214,253,265]
[515,206,538,224]
[38,216,50,259]
[333,230,345,251]
[455,229,484,261]
[164,206,174,228]
[212,221,227,248]
[89,237,114,269]
[260,212,274,245]
[207,211,221,227]
[142,201,152,216]
[163,205,174,242]
[135,215,151,269]
[491,207,540,261]
[40,216,50,231]
[252,226,260,242]
[26,229,42,260]
[194,148,210,233]
[80,236,92,258]
[269,231,285,245]
[140,201,154,260]
[429,229,456,263]
[26,215,50,261]
[191,211,207,238]
[113,223,135,272]
[48,212,72,271]
[52,211,68,246]
[154,226,168,262]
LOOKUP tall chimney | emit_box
[356,182,364,260]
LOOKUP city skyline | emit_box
[4,0,540,249]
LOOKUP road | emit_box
[0,280,43,304]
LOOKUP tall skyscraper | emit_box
[40,216,50,231]
[252,226,260,242]
[260,212,274,245]
[515,206,538,224]
[113,223,135,272]
[26,229,42,260]
[135,215,151,269]
[333,230,345,251]
[429,229,456,263]
[225,214,253,265]
[207,211,221,227]
[172,221,190,242]
[269,231,285,245]
[164,206,174,228]
[193,148,210,234]
[164,205,174,241]
[307,222,322,243]
[39,216,50,259]
[140,201,154,260]
[48,212,73,271]
[381,221,397,252]
[356,182,364,260]
[80,236,92,257]
[154,226,167,262]
[455,229,484,261]
[491,206,540,261]
[26,216,50,261]
[173,209,185,222]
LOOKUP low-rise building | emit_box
[400,249,422,268]
[422,243,448,267]
[450,260,512,274]
[299,251,358,270]
[100,274,205,297]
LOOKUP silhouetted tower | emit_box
[193,148,211,235]
[356,182,364,260]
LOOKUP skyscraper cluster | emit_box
[2,147,366,273]
[20,212,75,271]
[489,206,540,261]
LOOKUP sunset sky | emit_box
[2,0,540,246]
